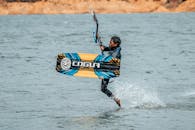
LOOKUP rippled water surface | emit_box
[0,13,195,130]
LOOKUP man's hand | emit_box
[100,45,105,51]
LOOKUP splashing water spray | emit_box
[112,80,166,109]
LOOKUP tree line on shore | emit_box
[0,0,187,10]
[1,0,42,2]
[0,0,186,3]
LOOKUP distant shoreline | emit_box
[0,0,195,15]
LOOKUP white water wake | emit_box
[112,80,166,109]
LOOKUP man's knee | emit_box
[101,87,106,93]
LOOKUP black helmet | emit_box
[111,36,121,46]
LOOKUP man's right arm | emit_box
[100,45,110,51]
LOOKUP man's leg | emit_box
[101,79,121,107]
[101,79,112,97]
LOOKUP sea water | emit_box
[0,13,195,130]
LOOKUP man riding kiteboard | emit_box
[92,11,122,107]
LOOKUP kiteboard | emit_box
[56,53,120,79]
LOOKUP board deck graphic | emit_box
[56,53,120,79]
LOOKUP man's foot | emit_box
[114,97,121,107]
